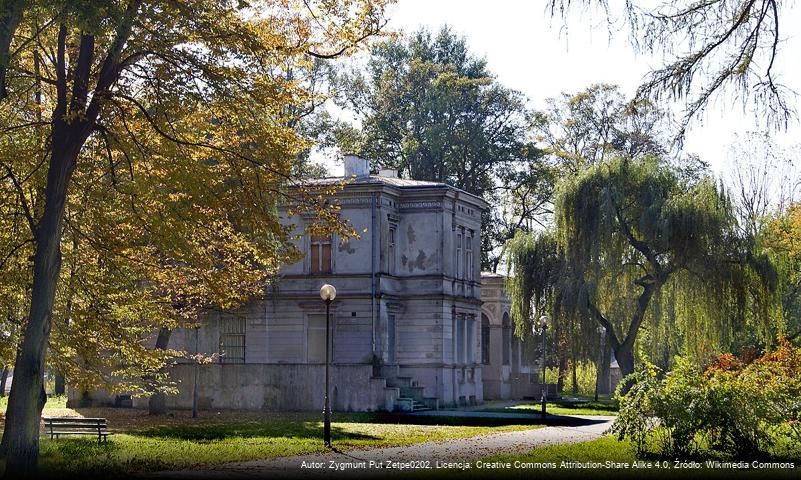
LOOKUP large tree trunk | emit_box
[588,282,657,397]
[614,343,635,387]
[148,328,172,415]
[595,338,612,395]
[0,0,25,100]
[1,140,77,476]
[0,366,8,397]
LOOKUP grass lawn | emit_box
[433,436,798,479]
[480,398,619,417]
[0,401,541,477]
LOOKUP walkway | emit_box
[145,415,615,479]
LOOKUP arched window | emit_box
[481,314,490,365]
[502,313,511,366]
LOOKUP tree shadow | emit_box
[137,420,379,442]
[373,412,611,428]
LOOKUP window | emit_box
[466,317,474,364]
[387,314,396,363]
[306,315,327,363]
[502,313,511,366]
[481,314,490,365]
[219,315,246,364]
[456,315,465,363]
[456,232,463,279]
[466,234,473,281]
[310,235,332,274]
[511,336,520,372]
[388,227,396,274]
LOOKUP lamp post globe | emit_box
[319,283,336,447]
[320,284,337,302]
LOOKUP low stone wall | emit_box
[72,363,395,412]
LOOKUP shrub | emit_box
[611,340,801,458]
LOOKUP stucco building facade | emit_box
[71,156,557,411]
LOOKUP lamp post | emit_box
[319,283,336,447]
[533,313,549,420]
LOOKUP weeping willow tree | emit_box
[507,157,777,388]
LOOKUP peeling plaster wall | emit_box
[115,178,490,411]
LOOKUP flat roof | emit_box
[305,175,488,208]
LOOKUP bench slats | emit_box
[42,417,106,422]
[48,424,107,429]
[51,431,111,435]
[42,417,111,443]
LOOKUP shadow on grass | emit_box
[137,421,380,442]
[550,399,619,411]
[371,412,610,428]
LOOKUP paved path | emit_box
[145,415,614,479]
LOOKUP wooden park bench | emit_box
[42,417,111,444]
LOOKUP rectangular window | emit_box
[502,316,511,366]
[387,314,396,363]
[456,315,465,363]
[388,227,396,274]
[456,232,463,279]
[219,315,246,364]
[466,317,474,364]
[310,235,332,274]
[481,318,491,365]
[466,235,473,281]
[306,315,327,363]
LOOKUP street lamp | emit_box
[319,283,336,447]
[532,313,549,420]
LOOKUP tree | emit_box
[505,85,672,387]
[533,84,670,176]
[0,0,389,475]
[727,132,801,238]
[507,157,775,388]
[764,204,801,344]
[333,26,545,269]
[548,1,794,135]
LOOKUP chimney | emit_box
[343,154,370,178]
[378,167,398,178]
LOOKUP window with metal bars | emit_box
[219,315,246,364]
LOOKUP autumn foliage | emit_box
[613,339,801,458]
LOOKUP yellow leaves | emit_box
[0,0,392,394]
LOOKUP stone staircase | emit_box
[387,375,438,412]
[374,365,438,413]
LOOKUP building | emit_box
[70,156,560,411]
[480,272,547,400]
[73,156,488,411]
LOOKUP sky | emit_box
[323,0,801,180]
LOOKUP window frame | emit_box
[456,232,463,279]
[481,314,491,365]
[219,315,246,364]
[310,234,333,274]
